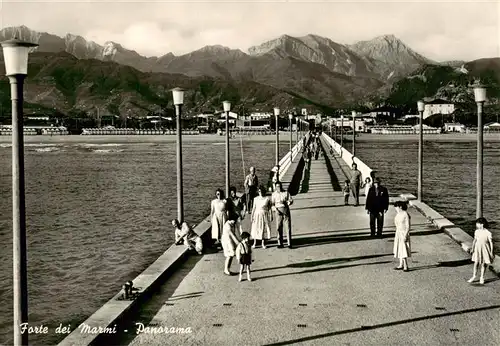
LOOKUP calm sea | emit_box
[0,135,498,345]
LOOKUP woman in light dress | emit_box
[468,217,494,285]
[362,177,372,197]
[393,201,411,272]
[211,188,227,245]
[251,185,273,249]
[221,219,241,275]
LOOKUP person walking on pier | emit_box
[227,186,246,235]
[173,219,203,255]
[244,167,259,215]
[393,201,411,271]
[251,185,272,249]
[236,231,252,282]
[468,217,494,285]
[272,181,294,248]
[365,177,389,237]
[343,180,350,205]
[211,188,227,245]
[350,163,362,206]
[221,219,240,275]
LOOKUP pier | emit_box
[59,133,500,346]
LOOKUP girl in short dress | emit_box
[362,177,372,197]
[393,201,411,272]
[211,188,227,244]
[468,217,494,285]
[236,232,252,282]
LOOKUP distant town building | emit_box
[423,99,455,119]
[444,123,465,133]
[369,125,441,134]
[332,119,367,133]
[485,122,500,131]
[366,106,399,119]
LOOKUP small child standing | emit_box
[468,217,494,285]
[236,232,252,282]
[343,180,350,205]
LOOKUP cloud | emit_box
[0,0,498,60]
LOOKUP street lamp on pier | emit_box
[473,84,487,218]
[1,37,38,346]
[172,88,185,223]
[289,113,293,162]
[295,110,299,146]
[351,111,357,157]
[340,115,344,148]
[223,101,231,195]
[417,100,425,201]
[274,107,280,182]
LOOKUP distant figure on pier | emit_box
[221,219,241,275]
[343,180,350,205]
[313,137,321,160]
[350,163,362,206]
[302,146,311,169]
[236,231,252,282]
[211,188,227,245]
[271,182,293,248]
[244,167,259,215]
[365,177,389,237]
[251,185,272,249]
[227,186,246,235]
[468,217,494,285]
[393,201,411,271]
[173,219,203,255]
[362,177,372,197]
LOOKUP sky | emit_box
[0,0,498,62]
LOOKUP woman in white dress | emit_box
[251,185,272,249]
[393,201,411,272]
[211,188,227,244]
[362,177,372,197]
[221,219,241,275]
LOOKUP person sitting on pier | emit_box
[173,219,203,255]
[227,186,246,235]
[244,167,259,215]
[365,177,389,237]
[211,188,227,246]
[271,181,293,248]
[350,163,362,206]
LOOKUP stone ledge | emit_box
[406,197,500,276]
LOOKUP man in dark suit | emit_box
[365,177,389,237]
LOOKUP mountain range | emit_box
[0,25,496,119]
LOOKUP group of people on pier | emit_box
[173,131,494,285]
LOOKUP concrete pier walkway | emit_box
[106,147,500,346]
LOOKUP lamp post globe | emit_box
[473,84,487,218]
[171,87,185,224]
[1,37,38,346]
[222,101,231,195]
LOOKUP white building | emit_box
[423,99,455,119]
[444,123,465,133]
[331,119,367,133]
[249,112,272,120]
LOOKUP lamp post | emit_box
[340,115,344,148]
[289,113,293,162]
[223,101,231,195]
[274,107,280,182]
[172,88,184,223]
[474,85,487,218]
[295,111,299,146]
[351,111,357,157]
[417,100,425,201]
[2,37,38,346]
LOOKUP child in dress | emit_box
[236,232,252,282]
[343,180,350,205]
[362,177,372,197]
[468,217,494,285]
